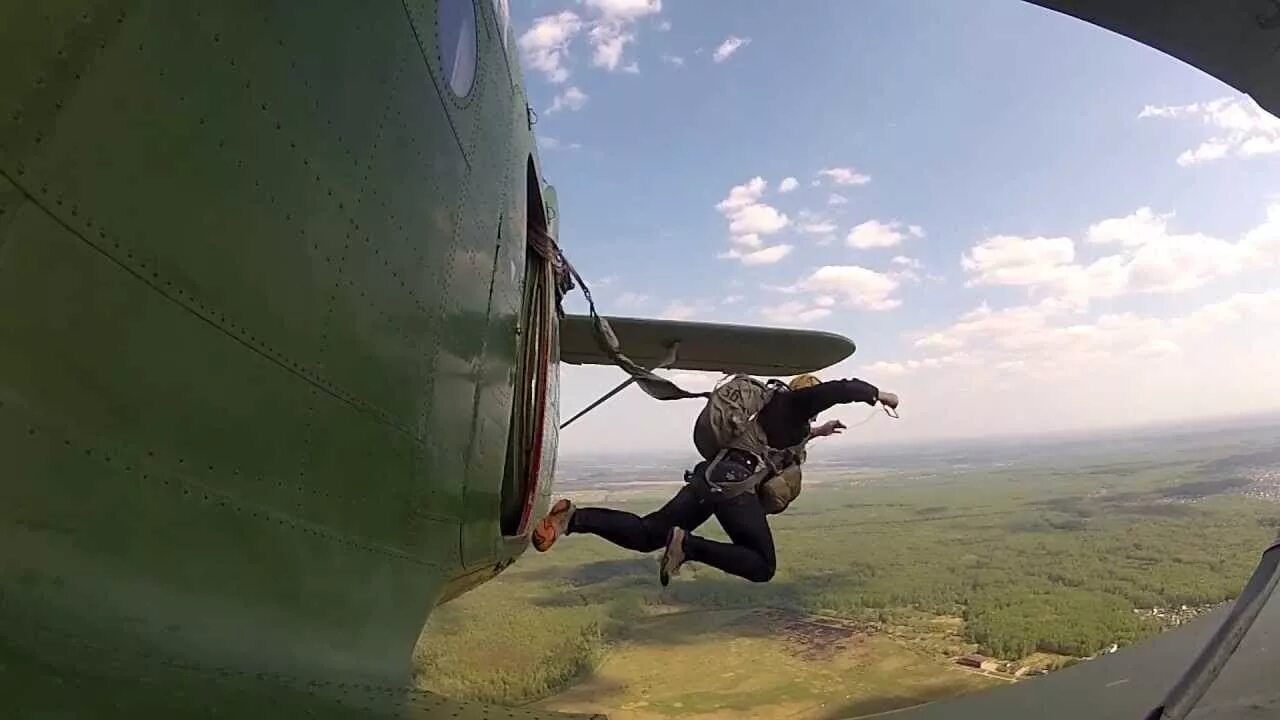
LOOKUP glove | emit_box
[878,391,899,410]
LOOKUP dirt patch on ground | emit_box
[729,608,879,661]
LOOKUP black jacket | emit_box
[756,378,880,449]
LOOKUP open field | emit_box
[414,418,1280,717]
[533,609,1002,720]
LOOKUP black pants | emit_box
[568,483,777,583]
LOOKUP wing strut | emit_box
[560,341,682,429]
[1144,535,1280,720]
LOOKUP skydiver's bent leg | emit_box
[680,492,776,582]
[567,485,713,552]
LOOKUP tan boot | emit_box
[660,527,687,586]
[532,498,575,552]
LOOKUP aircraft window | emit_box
[439,0,478,97]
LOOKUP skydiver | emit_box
[531,374,899,585]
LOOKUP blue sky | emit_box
[509,0,1280,455]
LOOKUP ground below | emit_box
[531,608,1002,720]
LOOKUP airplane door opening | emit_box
[500,165,554,537]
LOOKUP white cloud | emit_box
[858,284,1280,404]
[961,235,1075,287]
[518,12,584,83]
[1123,232,1243,293]
[721,244,793,265]
[828,193,849,206]
[558,281,1280,454]
[547,86,588,113]
[846,219,924,250]
[1176,289,1280,333]
[622,61,640,74]
[1086,207,1170,247]
[660,54,685,67]
[1241,203,1280,265]
[791,265,902,311]
[520,1,662,82]
[863,361,908,376]
[616,291,649,308]
[715,177,791,264]
[1134,339,1182,357]
[712,36,750,63]
[818,167,872,186]
[661,300,699,321]
[585,0,662,20]
[1140,96,1280,165]
[584,0,662,72]
[862,353,975,376]
[537,136,569,151]
[870,284,1280,389]
[1241,135,1280,156]
[892,256,923,269]
[656,19,672,31]
[1177,140,1231,166]
[728,204,789,236]
[778,177,799,193]
[962,204,1280,306]
[760,300,832,325]
[716,177,767,213]
[800,220,838,234]
[587,23,635,71]
[915,332,964,351]
[722,295,745,305]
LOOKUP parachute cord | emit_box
[843,403,899,430]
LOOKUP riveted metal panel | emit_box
[0,208,451,683]
[0,0,486,698]
[454,0,524,567]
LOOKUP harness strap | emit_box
[700,448,775,500]
[534,225,707,403]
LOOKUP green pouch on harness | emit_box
[759,464,801,514]
[758,445,805,514]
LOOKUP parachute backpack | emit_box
[691,374,805,514]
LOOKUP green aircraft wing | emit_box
[558,314,856,376]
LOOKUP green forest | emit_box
[415,439,1280,708]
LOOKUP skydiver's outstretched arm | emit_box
[758,378,889,448]
[781,378,881,420]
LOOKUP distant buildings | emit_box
[1132,602,1224,629]
[958,654,1000,672]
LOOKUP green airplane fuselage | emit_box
[1,0,560,695]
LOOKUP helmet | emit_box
[788,374,820,391]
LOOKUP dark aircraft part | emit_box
[1145,538,1280,720]
[1026,1,1280,116]
[559,314,856,375]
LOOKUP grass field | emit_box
[414,423,1280,717]
[531,609,1002,720]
